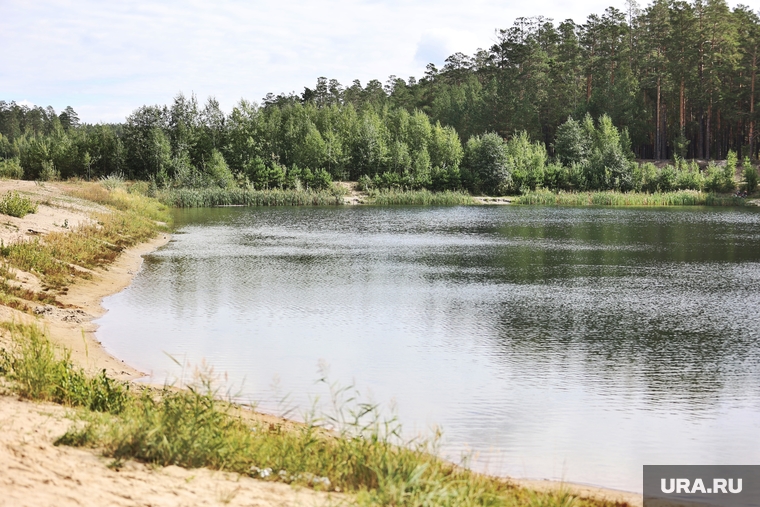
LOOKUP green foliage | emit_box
[0,158,23,179]
[673,159,704,191]
[0,191,37,217]
[463,132,511,195]
[38,160,60,181]
[156,187,344,207]
[367,189,475,205]
[506,131,547,193]
[0,322,129,413]
[516,190,746,206]
[724,150,738,192]
[553,117,590,167]
[657,166,677,192]
[553,115,634,192]
[743,157,758,192]
[705,162,735,193]
[204,149,235,189]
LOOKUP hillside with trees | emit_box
[1,0,758,196]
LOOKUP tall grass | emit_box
[515,189,746,207]
[0,324,615,507]
[156,187,344,208]
[367,189,476,206]
[68,182,170,222]
[0,322,130,413]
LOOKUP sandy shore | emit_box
[0,182,345,506]
[0,181,640,507]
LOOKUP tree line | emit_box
[1,0,758,195]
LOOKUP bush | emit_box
[658,165,677,192]
[705,161,734,193]
[38,160,60,181]
[357,174,374,191]
[553,116,591,167]
[543,162,570,190]
[463,132,511,195]
[743,157,757,193]
[0,191,37,218]
[674,159,704,191]
[0,158,24,179]
[506,131,547,193]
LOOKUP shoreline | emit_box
[63,228,642,506]
[0,181,642,506]
[52,233,172,380]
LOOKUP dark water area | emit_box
[97,205,760,492]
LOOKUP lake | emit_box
[97,205,760,492]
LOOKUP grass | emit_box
[0,191,38,217]
[515,189,747,207]
[0,182,169,308]
[367,189,476,206]
[0,322,130,413]
[0,322,617,507]
[155,187,345,208]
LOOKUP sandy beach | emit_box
[0,181,640,507]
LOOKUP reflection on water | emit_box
[98,206,760,492]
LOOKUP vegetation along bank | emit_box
[2,0,760,205]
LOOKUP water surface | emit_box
[98,206,760,491]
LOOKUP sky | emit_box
[3,0,636,123]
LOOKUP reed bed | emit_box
[515,189,747,207]
[156,187,344,208]
[0,322,614,507]
[367,189,476,206]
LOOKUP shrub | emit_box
[0,158,24,179]
[506,131,547,193]
[634,162,658,193]
[553,116,591,167]
[705,161,734,193]
[463,132,511,195]
[657,165,677,192]
[743,157,757,193]
[0,191,37,218]
[38,160,60,181]
[544,162,570,190]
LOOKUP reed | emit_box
[367,189,476,206]
[156,187,344,208]
[515,189,747,207]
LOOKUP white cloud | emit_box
[1,0,635,123]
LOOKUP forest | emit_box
[1,0,758,196]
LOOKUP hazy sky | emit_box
[3,0,631,123]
